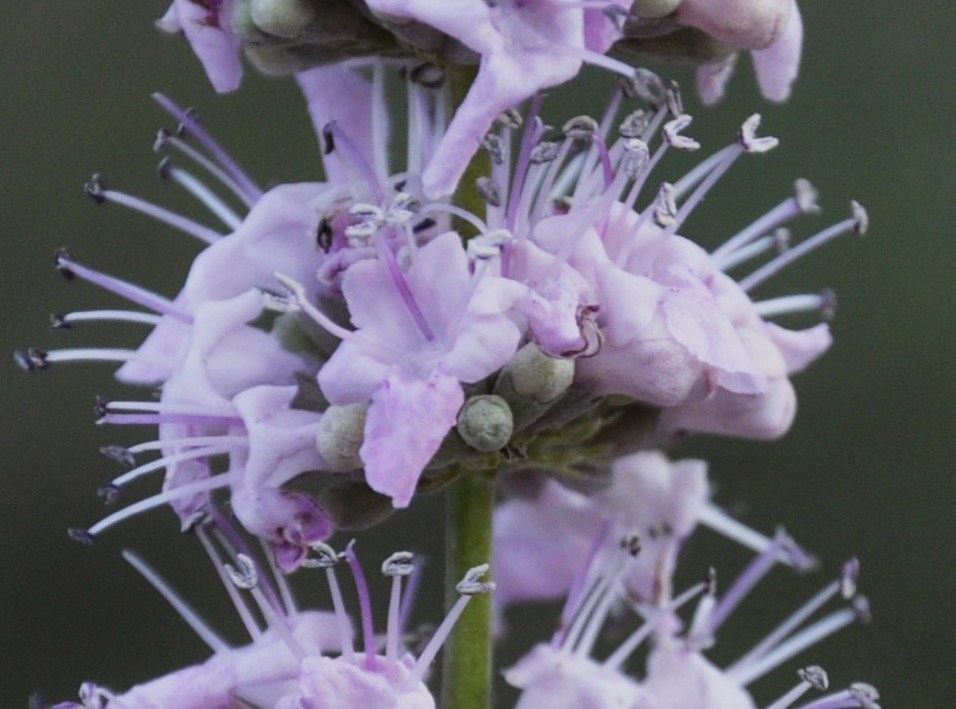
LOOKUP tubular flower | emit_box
[506,524,875,709]
[493,450,815,606]
[51,524,492,709]
[17,66,863,562]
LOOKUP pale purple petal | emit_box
[752,0,803,102]
[362,0,586,196]
[159,0,243,93]
[644,644,757,709]
[296,65,375,184]
[675,0,791,50]
[360,369,465,507]
[696,54,739,106]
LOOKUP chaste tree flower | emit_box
[16,60,864,573]
[50,518,493,709]
[157,0,806,195]
[503,505,876,708]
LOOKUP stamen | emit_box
[754,290,837,320]
[739,203,868,292]
[54,249,193,323]
[764,666,829,709]
[712,180,819,261]
[343,542,377,670]
[197,523,264,639]
[603,577,710,670]
[270,273,353,341]
[125,434,247,455]
[730,568,852,673]
[14,347,170,372]
[102,400,238,417]
[85,173,223,245]
[122,549,229,653]
[716,229,791,272]
[50,309,166,328]
[98,412,243,427]
[732,599,869,687]
[158,158,244,230]
[84,472,237,537]
[375,239,436,342]
[407,564,493,686]
[227,553,307,660]
[155,129,256,208]
[698,504,817,570]
[110,443,239,488]
[382,551,415,661]
[152,93,263,202]
[506,96,545,232]
[798,684,881,709]
[302,541,354,659]
[706,531,792,635]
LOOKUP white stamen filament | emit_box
[197,526,264,640]
[126,435,247,455]
[604,580,709,670]
[754,293,831,319]
[122,549,230,653]
[764,677,816,709]
[87,472,237,536]
[698,504,809,569]
[272,273,354,342]
[664,145,743,235]
[56,309,166,327]
[407,593,474,687]
[716,234,782,271]
[731,580,841,673]
[731,608,859,686]
[713,196,802,261]
[96,187,224,245]
[740,217,859,292]
[111,443,241,487]
[165,164,244,230]
[386,572,403,661]
[324,565,356,660]
[152,93,263,202]
[418,203,489,236]
[161,133,256,208]
[44,348,171,370]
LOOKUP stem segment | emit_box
[441,64,496,709]
[442,471,495,709]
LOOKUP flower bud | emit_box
[494,343,575,430]
[250,0,316,39]
[315,402,368,471]
[457,395,514,453]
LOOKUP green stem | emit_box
[440,63,496,709]
[442,471,495,709]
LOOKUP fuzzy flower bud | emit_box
[457,395,514,453]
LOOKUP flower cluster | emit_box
[17,0,878,706]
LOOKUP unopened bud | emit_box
[250,0,316,39]
[631,0,682,18]
[501,343,574,404]
[457,395,514,452]
[316,403,368,471]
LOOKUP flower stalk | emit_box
[443,469,496,709]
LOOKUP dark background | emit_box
[1,2,953,706]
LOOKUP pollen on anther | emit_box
[100,445,136,467]
[84,174,108,204]
[68,527,96,546]
[54,248,75,280]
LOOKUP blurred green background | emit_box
[1,2,953,707]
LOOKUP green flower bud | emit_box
[250,0,316,39]
[315,402,368,471]
[494,343,575,430]
[457,395,514,452]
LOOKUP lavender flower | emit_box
[505,526,875,708]
[16,68,865,568]
[493,450,816,605]
[51,521,491,709]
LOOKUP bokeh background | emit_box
[1,2,953,706]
